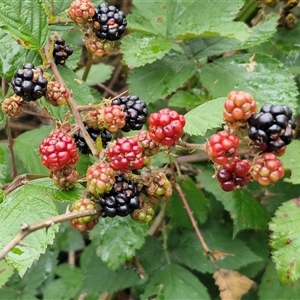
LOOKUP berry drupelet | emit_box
[11,63,48,102]
[99,173,140,217]
[111,94,148,132]
[92,2,127,41]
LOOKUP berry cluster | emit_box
[52,38,73,65]
[92,2,127,41]
[206,90,296,191]
[11,63,48,102]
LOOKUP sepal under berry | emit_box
[131,201,155,223]
[1,95,24,117]
[50,165,79,190]
[69,198,99,232]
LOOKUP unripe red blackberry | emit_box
[206,131,239,165]
[86,162,115,196]
[103,105,126,132]
[45,81,70,106]
[11,63,48,102]
[149,108,186,146]
[1,95,24,117]
[251,153,284,186]
[223,91,257,123]
[53,38,73,65]
[131,201,155,223]
[111,95,148,132]
[39,129,78,171]
[68,0,95,24]
[248,104,296,152]
[92,2,127,41]
[69,198,99,232]
[73,122,112,154]
[107,137,144,172]
[216,157,251,191]
[99,173,140,217]
[50,165,79,190]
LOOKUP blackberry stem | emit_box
[0,208,102,260]
[45,40,99,157]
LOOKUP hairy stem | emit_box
[0,209,101,260]
[175,182,210,254]
[44,40,98,156]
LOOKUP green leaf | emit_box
[0,180,59,276]
[44,0,70,17]
[197,167,270,236]
[280,140,300,185]
[128,52,195,103]
[200,53,299,112]
[259,260,300,299]
[141,264,210,300]
[65,45,81,71]
[44,264,83,300]
[80,244,141,295]
[26,177,85,202]
[0,30,43,78]
[242,14,279,49]
[184,97,225,136]
[168,90,202,109]
[121,32,173,68]
[89,217,148,270]
[269,199,300,284]
[0,260,14,288]
[75,63,114,86]
[0,146,7,187]
[58,65,96,105]
[169,224,263,274]
[272,22,300,53]
[129,0,249,41]
[39,99,69,122]
[14,126,53,175]
[0,0,49,50]
[55,222,85,252]
[168,177,210,229]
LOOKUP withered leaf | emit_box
[213,268,256,300]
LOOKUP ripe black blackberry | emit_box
[74,122,112,154]
[248,104,296,152]
[92,2,127,41]
[11,63,48,102]
[111,95,148,132]
[99,173,140,218]
[53,38,73,65]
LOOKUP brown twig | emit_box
[0,209,101,260]
[174,182,210,254]
[44,40,98,157]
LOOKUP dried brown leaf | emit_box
[211,250,235,261]
[213,268,256,300]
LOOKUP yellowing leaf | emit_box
[213,268,256,300]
